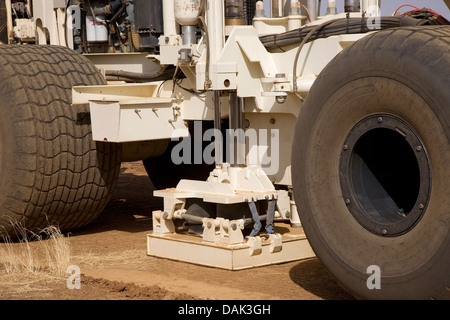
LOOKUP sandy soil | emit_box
[0,162,354,301]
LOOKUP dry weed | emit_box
[0,221,73,296]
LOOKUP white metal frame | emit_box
[69,0,382,268]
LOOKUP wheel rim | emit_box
[339,114,431,237]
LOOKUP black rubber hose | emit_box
[260,16,422,50]
[105,65,172,82]
[109,0,127,34]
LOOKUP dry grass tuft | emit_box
[0,221,73,296]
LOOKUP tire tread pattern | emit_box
[0,45,121,234]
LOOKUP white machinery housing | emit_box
[0,0,449,299]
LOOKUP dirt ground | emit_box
[0,161,354,301]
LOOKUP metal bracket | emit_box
[202,217,245,244]
[152,210,175,234]
[268,233,282,253]
[247,236,262,256]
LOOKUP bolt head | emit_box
[276,96,286,104]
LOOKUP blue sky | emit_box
[264,1,450,20]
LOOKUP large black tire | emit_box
[0,45,121,236]
[0,0,7,44]
[292,26,450,299]
[143,140,214,190]
[143,121,216,190]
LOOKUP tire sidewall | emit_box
[292,28,450,299]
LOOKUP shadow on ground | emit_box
[72,164,161,236]
[289,258,354,300]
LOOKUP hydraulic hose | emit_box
[260,16,423,50]
[292,19,336,102]
[105,65,171,82]
[109,0,127,34]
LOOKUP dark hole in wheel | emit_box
[350,128,421,224]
